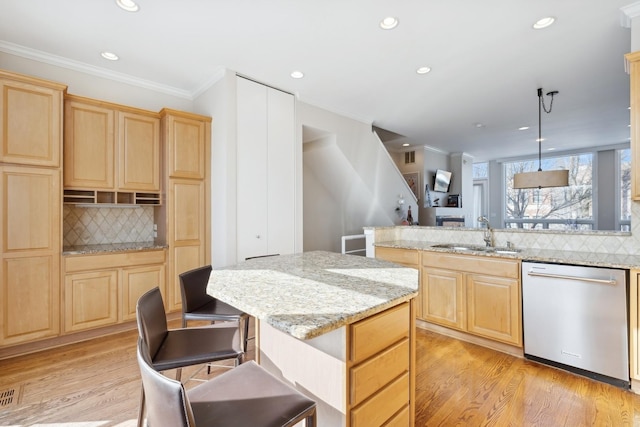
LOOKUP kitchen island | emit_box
[207,251,419,427]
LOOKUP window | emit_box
[404,151,415,164]
[473,162,488,179]
[472,162,489,227]
[618,148,631,231]
[503,153,593,230]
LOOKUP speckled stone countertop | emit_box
[62,241,167,255]
[375,239,640,270]
[207,251,419,340]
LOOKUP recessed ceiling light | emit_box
[473,123,485,128]
[416,66,431,74]
[380,17,398,30]
[290,70,304,79]
[518,126,530,131]
[533,16,555,30]
[116,0,139,12]
[402,143,410,147]
[101,51,119,61]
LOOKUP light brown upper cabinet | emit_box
[0,70,66,167]
[161,108,206,179]
[118,111,160,191]
[627,51,640,200]
[64,95,160,202]
[64,98,115,189]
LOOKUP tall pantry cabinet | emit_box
[236,77,296,261]
[159,109,211,311]
[0,70,66,345]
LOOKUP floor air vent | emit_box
[0,388,17,407]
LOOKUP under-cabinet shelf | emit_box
[63,189,161,206]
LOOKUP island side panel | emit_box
[258,322,347,427]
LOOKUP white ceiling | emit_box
[0,0,635,161]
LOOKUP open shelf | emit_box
[64,189,162,206]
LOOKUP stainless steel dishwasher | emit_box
[522,261,629,388]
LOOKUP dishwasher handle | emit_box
[526,270,617,285]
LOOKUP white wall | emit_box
[0,52,193,112]
[299,102,417,253]
[193,71,237,268]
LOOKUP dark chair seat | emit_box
[151,324,242,372]
[137,339,317,427]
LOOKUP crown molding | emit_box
[620,2,640,28]
[0,40,198,99]
[191,67,226,98]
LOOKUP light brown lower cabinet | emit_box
[0,166,61,346]
[63,250,165,333]
[421,267,465,330]
[421,252,522,347]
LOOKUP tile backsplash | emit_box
[63,205,155,247]
[371,202,640,256]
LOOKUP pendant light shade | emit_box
[513,88,569,190]
[513,169,569,189]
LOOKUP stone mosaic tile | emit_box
[369,222,638,258]
[63,205,154,246]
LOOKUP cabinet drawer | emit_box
[383,405,410,427]
[375,247,419,268]
[422,252,519,279]
[65,249,165,273]
[350,302,410,364]
[350,338,409,406]
[351,372,409,427]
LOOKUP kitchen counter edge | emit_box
[375,240,640,270]
[62,242,168,256]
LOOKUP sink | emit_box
[430,243,521,255]
[488,247,522,255]
[431,243,489,252]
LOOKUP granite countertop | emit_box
[374,239,640,270]
[62,241,167,255]
[206,251,419,340]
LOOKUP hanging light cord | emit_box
[537,88,557,171]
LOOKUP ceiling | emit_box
[0,0,635,161]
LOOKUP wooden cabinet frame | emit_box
[421,251,522,347]
[63,95,161,205]
[63,250,166,333]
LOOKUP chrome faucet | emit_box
[478,216,493,247]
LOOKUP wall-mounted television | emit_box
[433,169,452,193]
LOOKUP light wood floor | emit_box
[2,325,640,426]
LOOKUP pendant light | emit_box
[513,88,569,189]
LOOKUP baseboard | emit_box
[416,319,524,358]
[0,312,182,361]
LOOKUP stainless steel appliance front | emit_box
[522,261,629,388]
